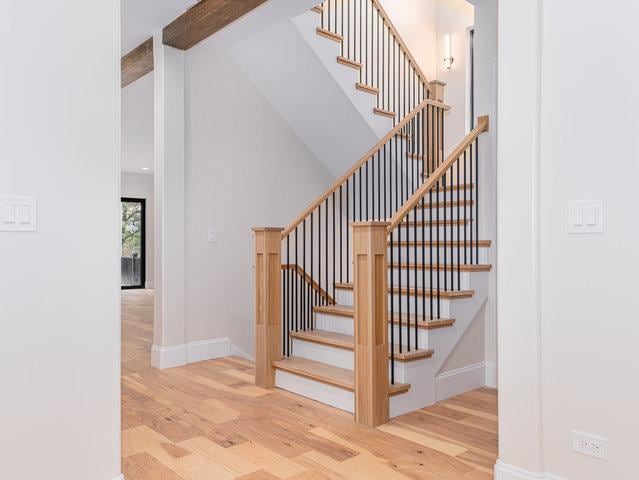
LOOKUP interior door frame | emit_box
[121,197,146,290]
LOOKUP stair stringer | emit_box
[390,271,489,417]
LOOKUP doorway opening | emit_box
[121,197,146,289]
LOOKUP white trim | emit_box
[109,475,125,480]
[151,337,231,369]
[485,361,497,388]
[435,362,486,401]
[186,338,231,363]
[145,281,155,289]
[495,460,570,480]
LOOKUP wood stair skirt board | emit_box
[373,107,396,119]
[314,304,456,330]
[337,56,362,70]
[334,282,475,299]
[290,329,434,362]
[316,27,343,43]
[356,83,379,95]
[311,5,323,14]
[388,263,492,272]
[273,356,410,395]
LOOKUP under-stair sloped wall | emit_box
[228,12,392,177]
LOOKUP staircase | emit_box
[253,0,491,427]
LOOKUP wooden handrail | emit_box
[387,116,490,233]
[370,0,433,98]
[282,264,334,304]
[282,98,450,238]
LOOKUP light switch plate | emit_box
[208,228,217,243]
[0,196,37,232]
[568,200,603,234]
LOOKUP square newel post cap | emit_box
[252,227,285,232]
[350,221,391,228]
[430,80,446,102]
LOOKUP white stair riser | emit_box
[290,337,429,370]
[291,338,354,369]
[275,369,354,413]
[392,225,479,241]
[389,268,471,290]
[388,246,490,264]
[313,312,430,347]
[335,288,453,318]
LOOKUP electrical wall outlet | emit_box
[572,430,608,460]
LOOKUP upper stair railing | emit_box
[278,98,448,357]
[317,0,435,121]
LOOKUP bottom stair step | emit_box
[273,356,410,396]
[290,329,434,362]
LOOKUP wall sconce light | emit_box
[444,34,454,70]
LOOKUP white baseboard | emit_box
[187,338,230,363]
[495,460,570,480]
[109,475,125,480]
[485,361,498,388]
[436,362,486,401]
[151,337,230,369]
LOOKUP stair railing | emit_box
[317,0,436,121]
[384,115,490,383]
[279,98,449,358]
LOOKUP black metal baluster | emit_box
[475,138,479,265]
[390,231,395,383]
[332,191,336,301]
[325,198,329,302]
[303,219,306,330]
[294,227,298,331]
[346,178,350,281]
[457,155,461,290]
[469,143,474,264]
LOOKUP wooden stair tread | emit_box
[424,181,476,191]
[290,329,353,350]
[316,27,343,43]
[373,107,396,118]
[388,240,492,248]
[337,56,362,69]
[356,83,379,95]
[311,6,323,13]
[314,304,455,329]
[388,263,492,272]
[401,219,473,227]
[407,199,475,208]
[273,356,410,395]
[290,329,434,362]
[334,283,474,299]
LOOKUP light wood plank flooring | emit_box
[122,289,498,479]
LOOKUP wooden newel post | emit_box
[352,221,390,427]
[253,227,284,389]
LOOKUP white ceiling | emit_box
[121,0,196,54]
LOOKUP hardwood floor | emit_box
[122,289,498,479]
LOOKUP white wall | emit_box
[435,0,474,151]
[498,1,639,479]
[184,43,334,357]
[473,0,498,387]
[0,2,121,480]
[121,172,155,287]
[121,71,154,173]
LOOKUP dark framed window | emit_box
[121,198,146,289]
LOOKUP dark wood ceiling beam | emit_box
[121,38,154,88]
[162,0,268,50]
